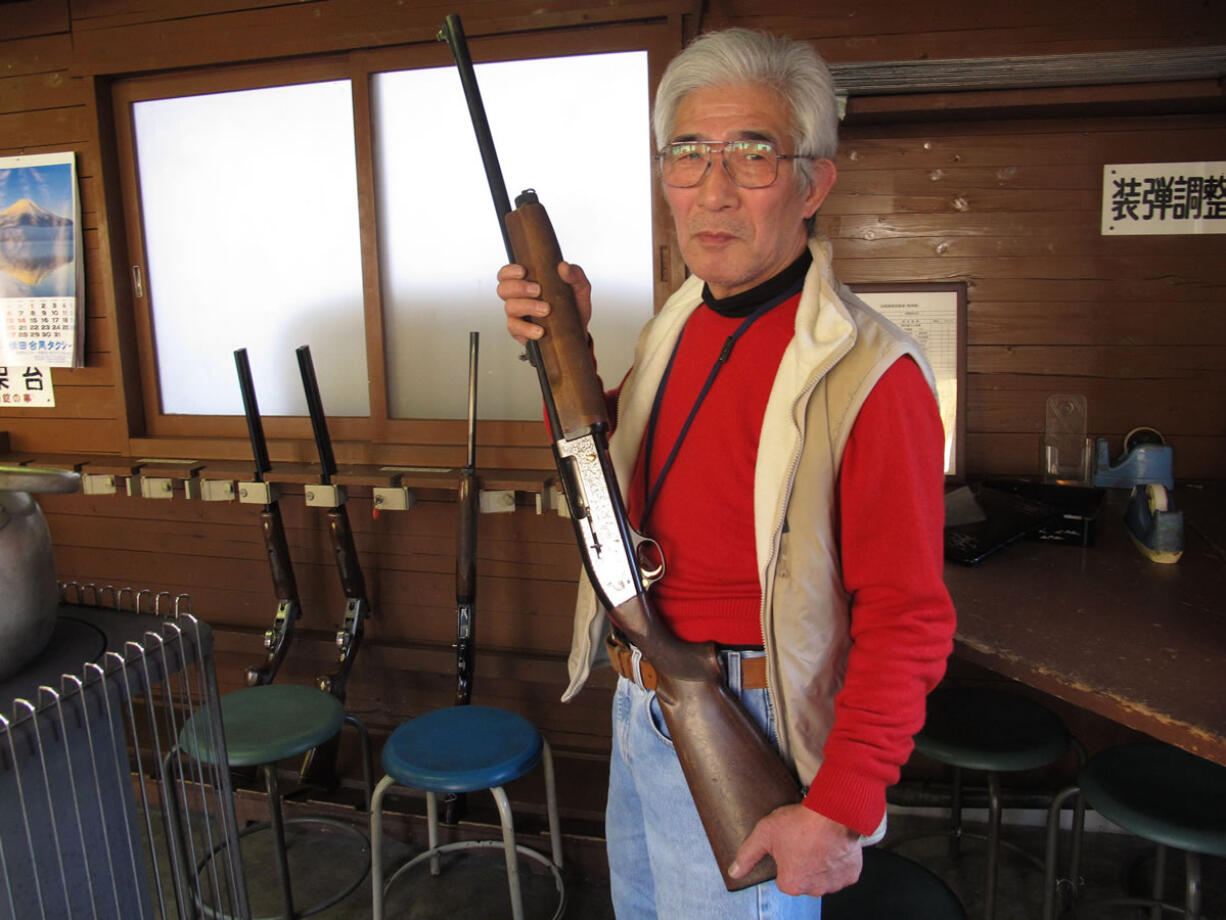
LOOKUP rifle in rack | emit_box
[455,331,480,708]
[235,348,301,687]
[444,330,481,826]
[439,13,801,890]
[296,344,372,787]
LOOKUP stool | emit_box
[370,705,565,920]
[1043,742,1226,919]
[824,847,968,919]
[175,683,373,920]
[894,685,1079,920]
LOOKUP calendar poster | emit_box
[0,152,85,368]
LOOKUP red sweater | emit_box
[613,288,953,834]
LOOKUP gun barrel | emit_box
[234,348,271,482]
[296,345,337,485]
[437,16,562,440]
[439,14,514,252]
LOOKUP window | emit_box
[374,53,651,420]
[131,80,368,417]
[113,28,663,454]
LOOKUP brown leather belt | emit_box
[605,634,768,691]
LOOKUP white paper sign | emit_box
[855,290,960,476]
[1102,162,1226,235]
[0,365,55,407]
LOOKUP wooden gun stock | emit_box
[504,193,607,435]
[611,596,800,889]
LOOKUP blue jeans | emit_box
[605,650,822,919]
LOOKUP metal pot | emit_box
[0,465,81,681]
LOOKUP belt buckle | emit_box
[629,645,645,688]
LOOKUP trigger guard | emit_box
[632,534,665,587]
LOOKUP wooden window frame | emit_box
[109,23,678,471]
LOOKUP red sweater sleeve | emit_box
[801,356,956,835]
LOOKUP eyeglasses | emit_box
[656,140,812,189]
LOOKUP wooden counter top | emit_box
[945,482,1226,766]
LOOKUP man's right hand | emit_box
[496,261,592,345]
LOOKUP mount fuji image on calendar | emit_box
[0,196,75,295]
[0,159,77,298]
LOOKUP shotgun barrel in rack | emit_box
[235,348,302,687]
[455,331,480,707]
[295,344,372,787]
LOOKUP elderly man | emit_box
[499,28,956,919]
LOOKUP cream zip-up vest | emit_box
[562,240,935,790]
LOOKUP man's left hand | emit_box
[727,804,863,897]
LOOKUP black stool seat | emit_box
[1079,743,1226,858]
[916,686,1069,771]
[824,848,967,919]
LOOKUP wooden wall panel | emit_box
[705,0,1226,62]
[828,111,1226,481]
[3,0,1225,826]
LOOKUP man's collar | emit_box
[702,249,813,318]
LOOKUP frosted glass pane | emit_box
[133,81,368,417]
[374,52,653,419]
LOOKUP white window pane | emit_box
[133,81,368,417]
[374,52,653,419]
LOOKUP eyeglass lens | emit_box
[660,141,780,189]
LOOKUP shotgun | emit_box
[234,348,301,687]
[455,331,480,707]
[439,13,800,890]
[296,344,371,787]
[443,330,481,826]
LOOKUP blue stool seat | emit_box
[174,683,372,920]
[381,705,542,793]
[824,848,967,919]
[371,705,565,920]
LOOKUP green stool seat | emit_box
[823,848,967,919]
[899,686,1076,920]
[1079,743,1226,858]
[916,687,1069,772]
[1044,743,1226,919]
[179,684,345,767]
[172,683,371,920]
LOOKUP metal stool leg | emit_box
[1043,786,1081,920]
[542,740,564,870]
[1186,850,1203,920]
[985,771,1002,920]
[1149,843,1167,920]
[426,791,441,876]
[370,775,395,920]
[263,766,295,920]
[491,785,525,920]
[949,766,965,859]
